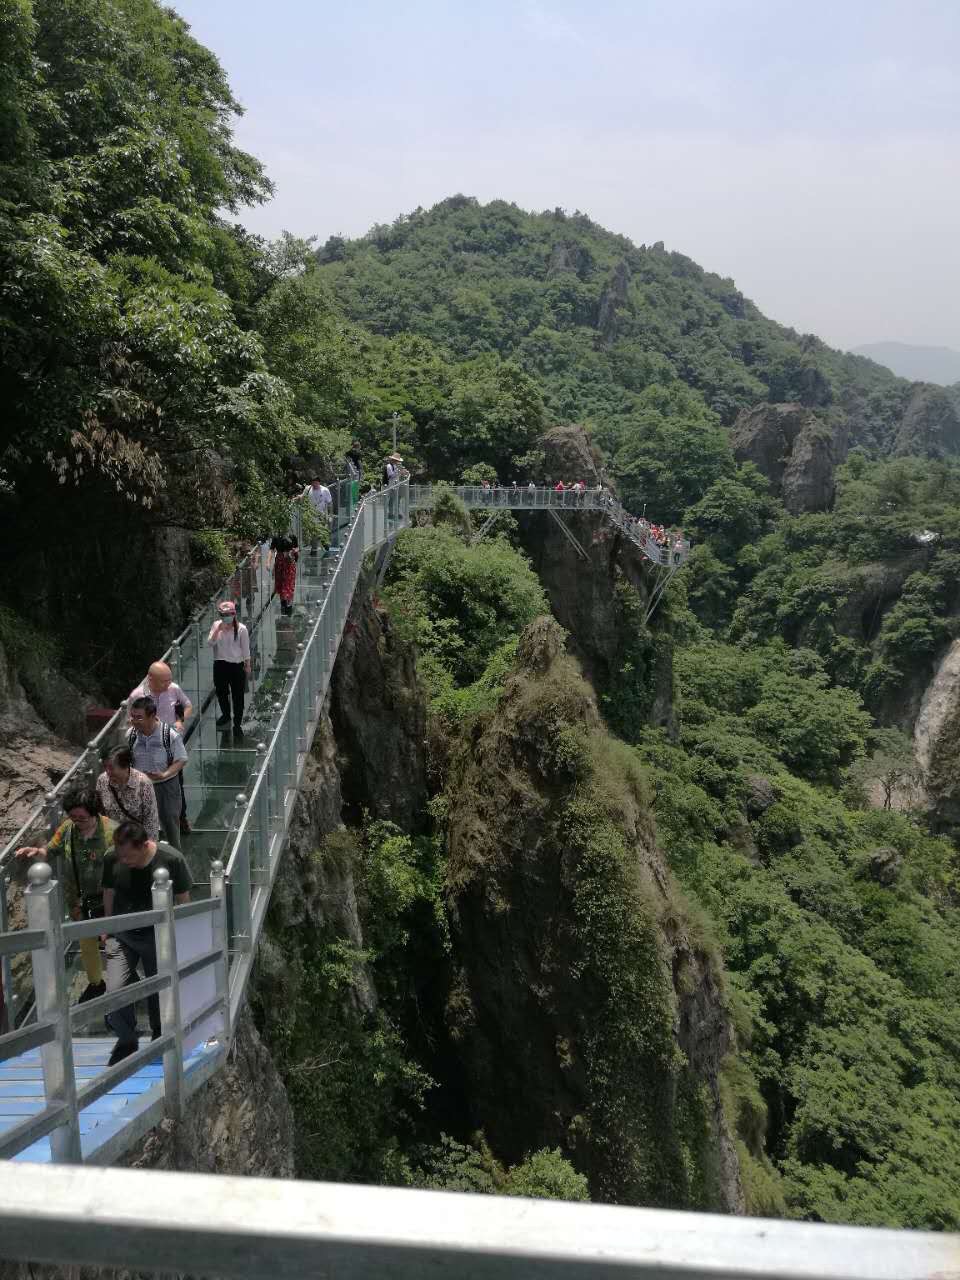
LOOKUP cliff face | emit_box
[329,570,428,828]
[918,638,960,835]
[729,403,843,513]
[893,383,960,457]
[0,639,76,848]
[517,424,675,736]
[443,618,742,1211]
[122,1010,295,1177]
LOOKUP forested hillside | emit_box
[2,0,959,1233]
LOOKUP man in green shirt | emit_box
[101,820,192,1066]
[15,786,115,1003]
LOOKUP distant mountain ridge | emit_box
[852,341,960,386]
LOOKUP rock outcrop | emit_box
[893,383,960,458]
[917,638,960,835]
[517,426,675,734]
[444,618,742,1211]
[729,403,844,513]
[329,573,428,829]
[596,260,631,347]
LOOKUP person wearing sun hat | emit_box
[384,451,403,521]
[207,599,251,738]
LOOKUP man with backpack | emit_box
[127,695,187,849]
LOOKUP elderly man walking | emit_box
[127,696,187,849]
[128,661,192,732]
[128,662,192,835]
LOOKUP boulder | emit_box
[743,774,779,818]
[865,846,902,887]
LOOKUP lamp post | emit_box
[391,411,398,455]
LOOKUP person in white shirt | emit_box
[128,661,192,731]
[297,477,332,515]
[207,600,251,738]
[295,477,332,553]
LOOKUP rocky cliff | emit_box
[892,383,960,457]
[917,638,960,835]
[443,617,742,1211]
[729,403,844,513]
[516,424,675,736]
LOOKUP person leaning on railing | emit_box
[15,786,115,1004]
[101,821,192,1067]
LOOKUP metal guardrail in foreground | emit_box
[0,862,228,1161]
[0,1164,955,1280]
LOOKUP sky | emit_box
[172,0,960,353]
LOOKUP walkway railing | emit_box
[0,862,228,1161]
[409,485,690,567]
[0,473,685,1164]
[1,480,410,1038]
[0,1163,956,1279]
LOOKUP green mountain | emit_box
[315,198,927,492]
[3,1,959,1236]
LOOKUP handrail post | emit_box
[42,790,60,843]
[25,863,80,1163]
[1,868,13,1033]
[255,740,271,853]
[209,859,232,1042]
[295,644,307,751]
[152,866,184,1120]
[227,794,252,949]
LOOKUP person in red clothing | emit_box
[272,534,299,616]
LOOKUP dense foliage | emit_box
[5,0,960,1231]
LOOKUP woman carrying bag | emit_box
[15,787,115,1003]
[208,600,251,738]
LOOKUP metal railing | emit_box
[409,485,690,567]
[0,1163,955,1279]
[0,472,686,1164]
[0,860,228,1161]
[0,476,403,1032]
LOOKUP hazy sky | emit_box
[173,0,960,352]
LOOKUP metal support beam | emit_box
[548,507,589,560]
[471,509,504,544]
[644,563,679,624]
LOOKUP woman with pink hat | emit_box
[208,600,251,738]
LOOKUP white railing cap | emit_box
[0,1164,954,1279]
